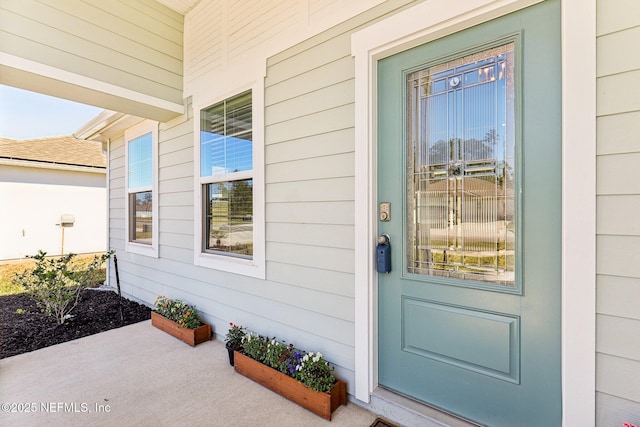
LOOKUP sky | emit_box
[0,84,103,140]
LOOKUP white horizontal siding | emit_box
[597,196,640,236]
[158,148,193,169]
[104,0,418,397]
[597,393,640,427]
[265,57,354,107]
[265,36,351,85]
[228,0,299,60]
[597,26,640,78]
[109,134,125,255]
[597,153,640,194]
[158,219,193,236]
[596,0,640,421]
[267,201,354,225]
[597,275,640,321]
[267,263,355,298]
[183,0,387,97]
[159,192,193,207]
[266,152,355,183]
[597,70,640,117]
[266,177,355,202]
[597,353,640,403]
[266,242,355,274]
[159,206,193,221]
[265,128,355,164]
[158,163,193,181]
[597,111,640,156]
[159,232,192,250]
[597,236,640,278]
[267,223,354,249]
[159,177,192,194]
[596,0,640,36]
[265,80,355,125]
[597,314,640,360]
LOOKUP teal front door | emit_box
[377,2,561,425]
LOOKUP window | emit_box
[406,42,516,286]
[200,91,253,258]
[125,121,158,257]
[195,87,264,278]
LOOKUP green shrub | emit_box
[12,250,112,325]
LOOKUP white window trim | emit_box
[351,0,595,426]
[193,81,265,279]
[124,120,159,258]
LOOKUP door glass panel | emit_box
[407,43,515,286]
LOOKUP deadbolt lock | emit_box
[379,202,391,222]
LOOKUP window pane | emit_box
[407,42,515,286]
[204,180,253,258]
[130,191,152,244]
[128,133,152,188]
[200,91,252,177]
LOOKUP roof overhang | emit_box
[74,110,146,143]
[0,157,106,174]
[0,53,184,123]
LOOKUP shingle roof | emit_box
[0,135,106,168]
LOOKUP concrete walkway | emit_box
[0,321,378,427]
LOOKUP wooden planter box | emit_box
[234,351,347,420]
[151,311,212,346]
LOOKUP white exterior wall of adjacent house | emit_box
[595,0,640,424]
[0,164,106,260]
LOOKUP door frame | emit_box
[351,0,596,425]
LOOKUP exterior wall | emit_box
[184,0,388,97]
[108,0,418,395]
[0,165,106,260]
[100,0,633,423]
[595,0,640,425]
[0,0,184,121]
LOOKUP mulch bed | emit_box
[0,289,151,359]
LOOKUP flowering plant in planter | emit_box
[224,322,246,366]
[154,296,201,329]
[225,322,246,349]
[241,331,336,393]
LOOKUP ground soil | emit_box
[0,289,151,359]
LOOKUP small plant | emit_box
[12,250,112,325]
[15,308,26,315]
[225,322,246,349]
[154,296,202,329]
[293,351,335,393]
[263,339,292,372]
[241,331,336,392]
[242,331,269,363]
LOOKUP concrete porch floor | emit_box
[0,321,379,427]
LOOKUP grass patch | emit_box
[0,260,33,296]
[0,254,107,296]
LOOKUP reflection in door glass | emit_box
[407,43,515,285]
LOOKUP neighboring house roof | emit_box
[0,135,105,169]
